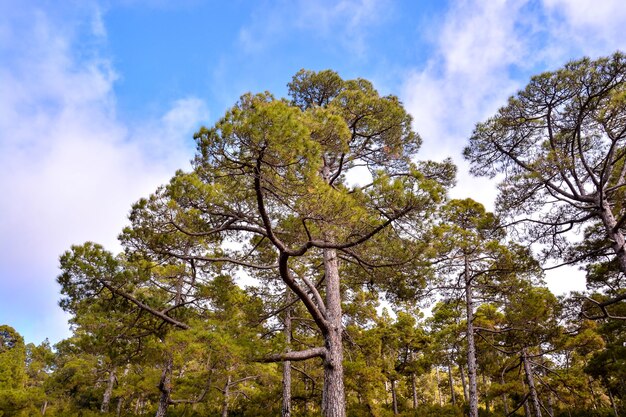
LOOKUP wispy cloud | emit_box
[238,0,391,56]
[401,0,626,294]
[0,5,208,343]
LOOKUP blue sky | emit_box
[1,0,625,345]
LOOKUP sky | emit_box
[1,0,625,345]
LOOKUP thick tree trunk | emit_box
[391,379,399,415]
[101,366,116,413]
[155,356,173,417]
[600,199,626,274]
[522,350,542,417]
[448,362,456,405]
[321,248,346,417]
[459,363,468,403]
[282,306,292,417]
[411,373,418,409]
[464,256,479,417]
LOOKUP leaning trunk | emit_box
[155,356,173,417]
[282,306,292,417]
[522,349,542,417]
[101,367,116,413]
[321,248,346,417]
[464,256,479,417]
[600,199,626,274]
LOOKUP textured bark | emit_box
[282,306,292,417]
[321,248,346,417]
[155,356,173,417]
[391,379,398,415]
[101,367,116,413]
[523,350,542,417]
[221,374,231,417]
[465,256,479,417]
[459,363,468,403]
[448,362,456,405]
[600,199,626,274]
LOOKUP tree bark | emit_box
[448,362,456,405]
[221,374,231,417]
[282,306,292,417]
[391,379,399,415]
[600,199,626,274]
[501,375,509,415]
[155,356,173,417]
[459,363,468,403]
[464,256,479,417]
[321,248,346,417]
[608,387,619,417]
[101,366,116,413]
[436,366,443,406]
[412,373,418,409]
[522,350,542,417]
[116,397,123,417]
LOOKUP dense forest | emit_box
[1,53,626,417]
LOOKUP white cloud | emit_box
[238,0,390,56]
[543,0,626,48]
[400,0,626,295]
[0,6,207,343]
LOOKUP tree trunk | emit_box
[522,349,542,417]
[155,355,173,417]
[321,248,346,417]
[436,366,443,406]
[134,396,142,415]
[464,256,479,417]
[391,379,399,415]
[600,199,626,274]
[608,387,619,417]
[547,393,554,417]
[448,362,456,405]
[116,397,123,417]
[282,306,292,417]
[460,363,468,403]
[221,374,231,417]
[501,375,509,415]
[101,366,116,413]
[412,373,418,408]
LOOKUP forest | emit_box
[1,53,625,417]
